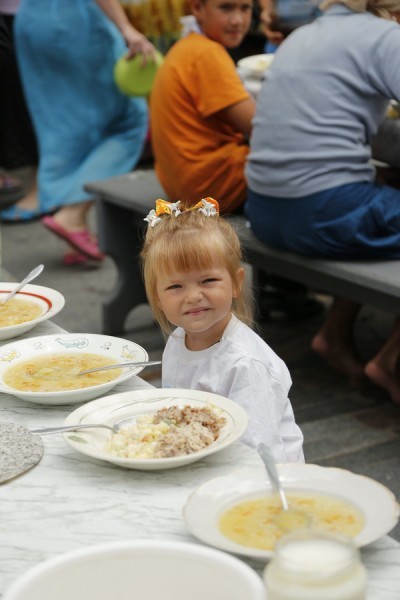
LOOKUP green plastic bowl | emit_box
[114,51,164,97]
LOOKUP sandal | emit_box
[42,215,105,260]
[1,204,43,223]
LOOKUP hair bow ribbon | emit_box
[144,197,219,227]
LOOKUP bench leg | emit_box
[97,200,148,335]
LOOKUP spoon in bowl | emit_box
[31,416,137,435]
[257,443,310,531]
[0,264,44,305]
[77,359,161,376]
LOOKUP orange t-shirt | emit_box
[150,33,250,213]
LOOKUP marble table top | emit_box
[1,321,399,598]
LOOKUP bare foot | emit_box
[365,361,400,405]
[311,332,365,378]
[14,179,38,212]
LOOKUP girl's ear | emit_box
[232,267,245,298]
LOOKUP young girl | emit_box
[141,198,304,463]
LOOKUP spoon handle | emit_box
[31,423,116,434]
[257,443,289,510]
[78,360,161,376]
[0,264,44,305]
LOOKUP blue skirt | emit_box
[246,182,400,259]
[13,0,148,212]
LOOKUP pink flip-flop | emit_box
[42,215,105,260]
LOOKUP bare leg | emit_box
[51,201,93,231]
[42,200,104,261]
[365,318,400,404]
[311,297,365,378]
[13,170,38,212]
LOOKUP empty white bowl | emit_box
[3,540,266,600]
[0,283,65,340]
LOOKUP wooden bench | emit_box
[85,170,400,335]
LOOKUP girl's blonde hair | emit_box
[140,205,254,335]
[320,0,400,19]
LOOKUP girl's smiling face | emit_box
[156,263,243,350]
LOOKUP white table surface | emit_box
[1,321,399,599]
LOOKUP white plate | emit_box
[183,465,400,560]
[63,388,248,470]
[0,283,65,340]
[0,334,148,405]
[237,53,274,79]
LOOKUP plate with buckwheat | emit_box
[63,388,248,470]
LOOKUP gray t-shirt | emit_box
[246,5,400,197]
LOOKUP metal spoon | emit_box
[257,443,310,531]
[77,360,161,376]
[0,264,44,305]
[31,416,137,435]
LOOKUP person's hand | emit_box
[121,24,156,63]
[262,25,284,46]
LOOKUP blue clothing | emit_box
[247,183,400,259]
[12,0,148,213]
[246,5,400,259]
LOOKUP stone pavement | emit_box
[2,201,400,542]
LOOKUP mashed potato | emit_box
[219,493,365,551]
[105,405,226,459]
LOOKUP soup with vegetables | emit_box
[3,353,122,392]
[0,298,43,328]
[219,493,365,551]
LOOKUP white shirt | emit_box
[162,314,304,463]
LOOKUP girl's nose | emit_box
[186,285,202,302]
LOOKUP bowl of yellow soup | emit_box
[0,283,65,340]
[183,464,399,560]
[0,333,149,404]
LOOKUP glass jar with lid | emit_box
[263,530,367,600]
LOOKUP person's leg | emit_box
[311,297,364,378]
[42,201,104,261]
[365,318,400,404]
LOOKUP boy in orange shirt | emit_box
[150,0,256,214]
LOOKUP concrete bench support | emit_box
[86,171,400,335]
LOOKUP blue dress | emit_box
[10,0,148,215]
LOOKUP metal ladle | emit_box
[258,443,310,531]
[0,264,44,305]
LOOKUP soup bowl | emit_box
[3,540,266,600]
[0,333,149,405]
[184,464,400,560]
[0,283,65,340]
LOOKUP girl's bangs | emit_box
[158,228,226,274]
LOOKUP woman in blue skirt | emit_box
[246,0,400,403]
[6,0,154,265]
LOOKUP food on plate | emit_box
[219,492,365,550]
[0,298,43,328]
[105,405,226,459]
[3,353,122,392]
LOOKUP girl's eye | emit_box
[166,284,181,290]
[203,278,218,284]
